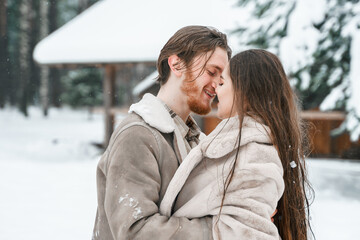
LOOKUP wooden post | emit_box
[103,65,116,148]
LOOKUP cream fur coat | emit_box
[160,116,285,240]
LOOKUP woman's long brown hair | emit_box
[218,49,314,240]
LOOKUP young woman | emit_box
[160,49,313,240]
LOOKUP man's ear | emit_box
[168,55,183,77]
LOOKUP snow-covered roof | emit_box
[33,0,243,65]
[132,71,159,96]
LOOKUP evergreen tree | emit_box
[233,0,296,52]
[234,0,360,140]
[319,0,360,141]
[60,68,103,108]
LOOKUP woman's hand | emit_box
[271,209,278,223]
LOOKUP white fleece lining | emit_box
[129,93,175,133]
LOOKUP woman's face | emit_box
[214,63,237,119]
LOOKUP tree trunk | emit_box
[39,0,49,116]
[18,0,32,116]
[103,65,116,148]
[49,0,61,108]
[0,0,8,108]
[50,68,62,107]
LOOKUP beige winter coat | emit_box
[160,116,285,240]
[93,94,212,240]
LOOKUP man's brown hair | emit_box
[156,25,231,85]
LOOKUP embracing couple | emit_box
[92,26,312,240]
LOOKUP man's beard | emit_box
[181,72,212,115]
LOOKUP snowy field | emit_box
[0,107,359,240]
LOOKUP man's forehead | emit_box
[207,49,228,72]
[191,49,228,72]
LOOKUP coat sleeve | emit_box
[212,142,285,240]
[98,125,212,240]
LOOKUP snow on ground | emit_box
[0,107,359,239]
[308,160,360,239]
[0,107,108,240]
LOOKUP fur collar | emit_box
[128,93,175,133]
[201,116,271,159]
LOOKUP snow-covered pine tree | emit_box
[233,0,296,53]
[233,0,360,141]
[319,0,360,141]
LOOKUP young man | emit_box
[93,25,231,240]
